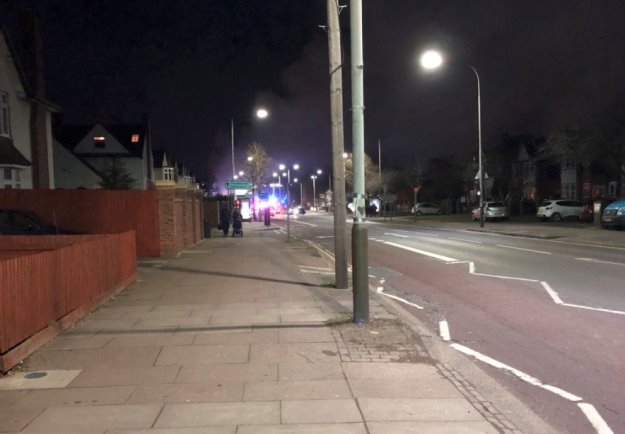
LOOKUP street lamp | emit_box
[230,109,269,178]
[278,163,299,241]
[420,49,485,228]
[310,169,322,210]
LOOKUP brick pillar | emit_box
[157,185,176,256]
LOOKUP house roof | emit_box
[152,149,171,168]
[54,123,146,158]
[0,137,31,166]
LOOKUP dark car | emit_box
[0,209,73,235]
[579,198,617,223]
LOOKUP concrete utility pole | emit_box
[326,0,348,289]
[350,0,369,323]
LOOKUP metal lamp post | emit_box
[230,108,269,179]
[279,163,299,241]
[310,175,318,210]
[419,50,485,228]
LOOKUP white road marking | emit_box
[450,343,582,402]
[447,260,469,265]
[416,232,440,237]
[562,302,625,316]
[576,257,625,266]
[578,403,614,434]
[316,235,334,239]
[288,220,317,227]
[376,286,384,293]
[469,262,539,282]
[540,281,563,304]
[439,320,450,341]
[378,291,424,309]
[299,265,333,271]
[450,237,483,244]
[300,270,335,275]
[497,244,552,255]
[382,241,458,263]
[384,232,409,238]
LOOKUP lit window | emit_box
[93,136,106,148]
[163,167,174,181]
[131,134,140,143]
[0,92,10,136]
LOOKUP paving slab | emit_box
[175,364,277,383]
[237,424,367,434]
[13,385,135,407]
[250,342,341,363]
[43,335,114,350]
[281,399,362,424]
[244,379,352,401]
[358,398,485,422]
[105,333,196,348]
[0,407,42,432]
[342,362,442,380]
[155,344,249,366]
[21,404,162,433]
[106,427,235,434]
[0,370,81,390]
[367,421,500,433]
[23,346,162,370]
[193,330,278,345]
[278,327,335,343]
[69,366,180,387]
[154,401,280,427]
[127,382,243,404]
[278,362,344,381]
[349,378,462,399]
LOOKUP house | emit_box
[54,122,153,189]
[52,137,102,189]
[153,149,196,188]
[0,24,57,189]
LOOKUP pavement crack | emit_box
[297,352,314,363]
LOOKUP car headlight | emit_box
[617,207,625,216]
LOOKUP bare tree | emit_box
[244,142,272,190]
[344,152,381,195]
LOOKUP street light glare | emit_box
[420,50,443,70]
[317,169,322,174]
[279,164,285,170]
[256,108,269,119]
[293,164,300,170]
[247,156,253,161]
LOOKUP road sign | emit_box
[225,179,251,190]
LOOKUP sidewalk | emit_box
[0,222,551,433]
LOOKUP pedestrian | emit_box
[219,203,230,236]
[264,206,271,226]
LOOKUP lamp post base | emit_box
[352,223,369,323]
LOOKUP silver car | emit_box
[472,201,509,221]
[411,202,441,215]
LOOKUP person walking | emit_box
[219,203,230,236]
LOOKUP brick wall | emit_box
[157,185,203,256]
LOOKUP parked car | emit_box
[411,202,441,215]
[0,209,73,235]
[579,198,617,223]
[537,200,583,221]
[601,200,625,229]
[471,201,509,221]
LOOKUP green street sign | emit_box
[225,179,252,190]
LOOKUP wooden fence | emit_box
[0,231,137,372]
[0,190,160,256]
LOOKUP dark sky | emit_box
[3,0,625,188]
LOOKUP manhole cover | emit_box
[24,372,48,379]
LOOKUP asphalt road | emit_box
[272,212,625,434]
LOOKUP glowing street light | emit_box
[420,49,485,228]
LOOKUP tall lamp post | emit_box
[230,108,269,178]
[279,163,299,241]
[420,50,485,228]
[310,175,318,210]
[312,169,322,210]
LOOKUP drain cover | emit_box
[24,372,48,379]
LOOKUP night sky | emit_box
[2,0,624,189]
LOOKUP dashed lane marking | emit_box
[380,241,458,263]
[449,237,483,244]
[439,320,450,341]
[576,257,625,266]
[384,232,409,238]
[497,244,552,255]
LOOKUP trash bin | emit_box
[203,218,211,238]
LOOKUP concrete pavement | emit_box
[0,221,554,433]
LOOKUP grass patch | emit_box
[320,281,336,288]
[325,312,352,326]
